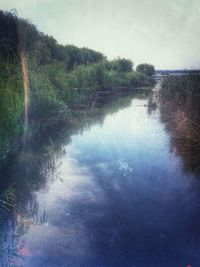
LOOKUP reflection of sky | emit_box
[20,97,200,267]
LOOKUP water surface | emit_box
[1,87,200,267]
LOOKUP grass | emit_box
[0,185,16,214]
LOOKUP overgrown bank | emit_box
[0,11,155,161]
[160,74,200,174]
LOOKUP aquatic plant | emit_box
[160,74,200,174]
[0,185,16,213]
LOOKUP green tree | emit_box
[136,63,155,76]
[111,58,133,72]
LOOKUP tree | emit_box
[111,58,133,72]
[136,63,155,76]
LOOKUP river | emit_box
[1,83,200,267]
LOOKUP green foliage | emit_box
[136,63,155,76]
[0,62,23,158]
[0,11,104,67]
[126,71,146,86]
[0,11,154,162]
[161,75,200,105]
[110,58,133,72]
[64,45,104,70]
[160,75,200,174]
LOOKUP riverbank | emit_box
[0,11,155,163]
[160,74,200,174]
[2,81,200,266]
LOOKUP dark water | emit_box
[1,84,200,267]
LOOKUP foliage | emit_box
[0,11,154,161]
[0,11,104,67]
[136,63,155,76]
[109,58,133,72]
[160,74,200,174]
[161,75,200,107]
[0,62,23,158]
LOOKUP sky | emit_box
[0,0,200,69]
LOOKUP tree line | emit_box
[0,10,155,160]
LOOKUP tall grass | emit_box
[0,62,23,159]
[0,185,16,214]
[160,74,200,174]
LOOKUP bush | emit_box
[136,63,155,76]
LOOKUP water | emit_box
[1,86,200,267]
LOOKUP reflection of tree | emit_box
[147,93,158,116]
[0,92,138,265]
[160,76,200,175]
